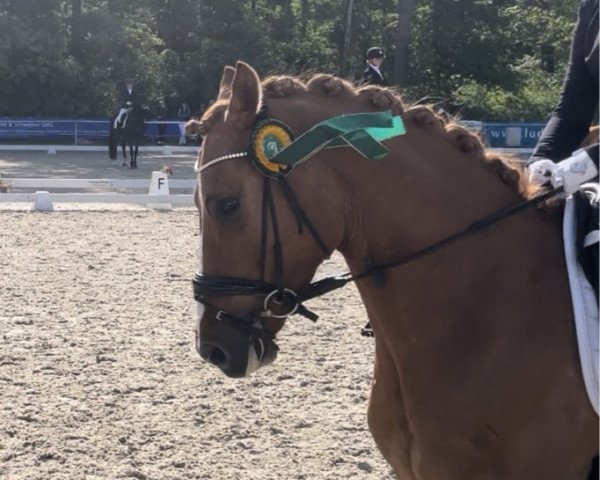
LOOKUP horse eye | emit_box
[217,197,239,215]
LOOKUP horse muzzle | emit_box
[198,334,279,378]
[195,307,279,378]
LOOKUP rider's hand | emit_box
[528,159,557,187]
[551,148,599,194]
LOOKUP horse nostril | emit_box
[199,341,246,377]
[207,345,227,366]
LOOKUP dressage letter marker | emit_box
[147,171,172,210]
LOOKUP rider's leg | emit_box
[114,108,128,129]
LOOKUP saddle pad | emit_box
[563,196,599,415]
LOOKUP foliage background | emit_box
[0,0,580,120]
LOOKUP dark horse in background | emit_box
[109,100,148,168]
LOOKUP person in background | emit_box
[114,77,137,129]
[156,99,167,145]
[178,101,191,145]
[528,0,598,193]
[361,47,387,86]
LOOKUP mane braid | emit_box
[403,102,537,199]
[222,71,538,199]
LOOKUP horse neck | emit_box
[316,125,570,340]
[125,109,144,131]
[266,95,567,322]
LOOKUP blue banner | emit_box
[145,122,181,138]
[0,117,182,139]
[0,118,106,138]
[481,123,545,148]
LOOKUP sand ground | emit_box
[0,151,396,479]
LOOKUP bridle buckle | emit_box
[263,288,299,318]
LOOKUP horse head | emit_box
[193,63,361,377]
[193,61,537,378]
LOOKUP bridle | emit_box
[192,107,564,340]
[193,161,332,341]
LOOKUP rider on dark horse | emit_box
[109,77,147,167]
[114,77,137,129]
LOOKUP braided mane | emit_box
[191,73,539,199]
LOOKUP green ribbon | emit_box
[269,110,406,167]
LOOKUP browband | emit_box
[196,110,406,176]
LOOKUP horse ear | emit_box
[226,61,262,117]
[217,66,236,100]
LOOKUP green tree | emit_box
[0,0,584,120]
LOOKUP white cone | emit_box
[147,171,172,210]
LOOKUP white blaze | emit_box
[245,338,263,376]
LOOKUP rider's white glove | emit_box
[528,159,557,186]
[551,148,598,194]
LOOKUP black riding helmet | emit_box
[366,47,384,60]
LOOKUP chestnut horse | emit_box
[192,62,598,479]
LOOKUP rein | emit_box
[194,186,563,324]
[293,185,564,298]
[193,107,564,339]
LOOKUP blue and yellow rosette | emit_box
[249,111,406,177]
[250,120,295,177]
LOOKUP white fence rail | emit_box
[0,144,199,154]
[1,172,196,210]
[4,178,196,189]
[1,192,194,204]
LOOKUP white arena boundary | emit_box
[4,178,196,189]
[0,145,199,154]
[1,172,196,211]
